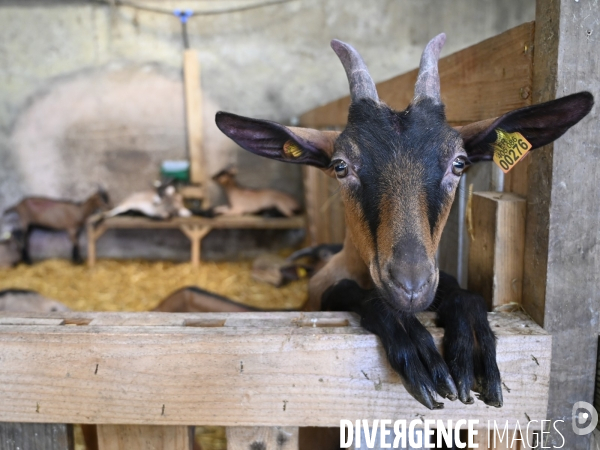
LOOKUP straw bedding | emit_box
[0,258,308,450]
[0,259,308,311]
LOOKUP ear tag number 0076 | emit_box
[492,129,532,173]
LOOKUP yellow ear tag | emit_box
[492,129,532,173]
[283,140,303,159]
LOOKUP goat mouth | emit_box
[379,278,438,314]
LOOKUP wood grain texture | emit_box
[96,425,192,450]
[522,1,600,449]
[300,23,534,129]
[0,422,73,450]
[468,192,526,310]
[0,311,549,428]
[226,427,298,450]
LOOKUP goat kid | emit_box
[215,35,593,409]
[212,167,300,217]
[7,188,110,264]
[104,184,191,220]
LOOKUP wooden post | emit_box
[226,427,298,450]
[86,221,107,268]
[467,192,526,310]
[180,225,211,266]
[86,219,96,268]
[0,423,73,450]
[183,50,206,204]
[96,425,192,450]
[519,1,600,448]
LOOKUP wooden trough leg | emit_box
[96,425,193,450]
[226,427,298,450]
[86,222,107,268]
[180,225,211,267]
[0,422,74,450]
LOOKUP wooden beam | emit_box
[520,1,600,448]
[226,427,298,450]
[467,192,526,310]
[184,50,206,196]
[300,22,534,128]
[0,311,549,428]
[96,425,192,450]
[88,215,306,231]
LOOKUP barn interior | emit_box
[1,1,598,450]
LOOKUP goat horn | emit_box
[331,39,379,103]
[413,33,446,104]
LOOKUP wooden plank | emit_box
[96,425,192,450]
[183,50,205,193]
[226,427,298,450]
[89,215,306,230]
[300,23,534,128]
[521,1,600,449]
[302,167,345,245]
[467,192,526,310]
[0,422,73,450]
[0,311,549,428]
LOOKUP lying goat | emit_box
[215,35,593,409]
[212,167,300,217]
[6,188,110,264]
[0,289,70,313]
[104,184,191,220]
[153,286,256,313]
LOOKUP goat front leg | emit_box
[434,271,503,407]
[322,280,457,409]
[69,228,83,264]
[21,226,32,265]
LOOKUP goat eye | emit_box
[452,157,467,175]
[333,160,348,178]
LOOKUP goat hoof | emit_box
[436,373,458,401]
[457,385,474,405]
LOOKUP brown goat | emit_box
[7,188,110,264]
[215,35,593,410]
[153,286,256,313]
[212,167,300,217]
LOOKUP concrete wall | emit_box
[0,0,535,260]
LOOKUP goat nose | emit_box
[389,266,434,298]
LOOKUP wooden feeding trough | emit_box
[86,214,306,267]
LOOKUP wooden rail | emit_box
[0,311,549,428]
[86,214,306,267]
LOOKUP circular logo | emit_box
[572,401,598,436]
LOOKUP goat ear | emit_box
[215,112,339,174]
[459,92,594,162]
